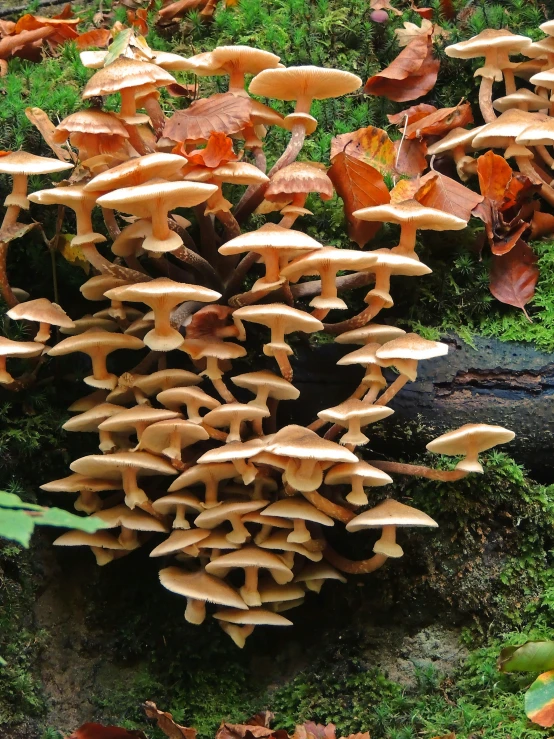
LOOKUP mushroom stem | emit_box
[252,146,266,174]
[171,244,222,289]
[185,597,207,625]
[0,199,23,308]
[308,380,367,432]
[99,429,116,453]
[214,209,241,240]
[233,459,257,485]
[515,157,554,206]
[222,252,260,302]
[302,490,354,524]
[204,479,220,507]
[479,77,497,123]
[211,376,236,403]
[323,296,386,335]
[375,374,410,406]
[395,223,418,258]
[341,417,368,446]
[124,122,154,156]
[101,207,121,240]
[162,429,182,461]
[151,206,171,241]
[369,460,469,481]
[34,322,51,343]
[274,349,293,382]
[288,518,311,544]
[346,477,368,507]
[227,417,243,443]
[241,566,261,606]
[456,436,483,473]
[374,524,402,557]
[75,491,102,514]
[503,68,516,96]
[0,357,15,385]
[323,542,388,574]
[79,242,149,282]
[227,514,251,543]
[174,504,190,529]
[88,350,117,388]
[195,206,219,273]
[121,467,149,509]
[118,526,139,550]
[536,145,554,170]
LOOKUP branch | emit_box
[369,460,469,481]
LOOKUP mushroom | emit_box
[67,389,109,413]
[242,510,293,545]
[135,418,209,463]
[195,500,269,544]
[48,331,144,390]
[202,403,270,443]
[159,566,247,624]
[70,452,177,510]
[184,161,269,216]
[0,337,45,385]
[53,530,127,566]
[84,153,187,193]
[0,151,72,211]
[61,315,120,335]
[28,185,106,247]
[179,45,281,91]
[206,545,293,606]
[426,127,485,182]
[104,278,221,351]
[157,386,221,423]
[426,423,515,473]
[214,608,292,648]
[96,181,219,253]
[40,473,120,514]
[336,343,387,398]
[346,498,438,558]
[264,161,334,227]
[52,110,130,161]
[150,528,211,557]
[261,497,334,544]
[263,425,357,491]
[334,324,406,346]
[257,530,323,565]
[168,462,239,507]
[152,492,204,529]
[126,368,201,404]
[232,304,323,381]
[293,561,346,593]
[325,460,393,506]
[444,30,532,122]
[94,503,168,550]
[178,339,246,392]
[98,406,182,444]
[258,581,305,606]
[80,275,131,321]
[197,439,266,484]
[6,298,74,343]
[62,401,128,452]
[493,89,549,113]
[231,370,299,412]
[352,201,467,261]
[317,400,394,446]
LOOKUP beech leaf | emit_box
[143,701,197,739]
[476,150,512,206]
[403,102,473,139]
[68,724,146,739]
[186,132,239,168]
[76,28,112,50]
[330,126,396,175]
[394,137,428,176]
[364,37,439,102]
[489,240,538,318]
[416,170,482,221]
[328,152,390,247]
[387,103,437,126]
[164,93,252,143]
[25,106,75,162]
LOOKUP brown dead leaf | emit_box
[404,102,473,139]
[0,222,37,244]
[246,713,274,729]
[370,0,402,15]
[164,93,252,143]
[489,239,538,318]
[330,126,396,175]
[25,107,75,162]
[303,724,336,739]
[394,138,428,176]
[416,170,482,221]
[387,103,437,126]
[395,19,450,46]
[364,36,439,102]
[143,701,197,739]
[476,150,512,205]
[186,132,239,168]
[67,724,146,739]
[328,151,390,247]
[0,20,16,37]
[167,82,197,98]
[76,28,112,50]
[158,0,206,20]
[531,210,554,239]
[0,26,54,61]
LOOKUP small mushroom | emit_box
[376,333,448,382]
[214,607,292,648]
[231,370,299,411]
[317,400,394,446]
[6,298,74,343]
[84,153,187,193]
[62,401,128,452]
[168,462,238,507]
[427,127,484,182]
[325,461,393,506]
[195,500,269,544]
[257,530,323,565]
[179,45,281,91]
[197,439,266,484]
[203,403,270,443]
[53,530,127,566]
[426,423,515,473]
[0,151,72,211]
[334,324,406,346]
[94,503,169,550]
[293,561,346,593]
[52,110,130,161]
[135,419,209,463]
[28,185,106,247]
[98,405,181,444]
[150,528,211,557]
[157,386,221,423]
[80,275,131,321]
[261,497,334,544]
[0,337,44,385]
[40,473,120,514]
[152,492,204,529]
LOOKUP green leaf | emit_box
[526,671,554,727]
[38,506,108,533]
[0,490,43,510]
[104,28,134,66]
[498,642,554,673]
[0,509,35,547]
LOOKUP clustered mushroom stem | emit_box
[0,356,14,384]
[363,383,382,404]
[515,157,554,207]
[222,252,260,302]
[79,242,149,282]
[503,68,516,96]
[397,223,418,256]
[195,205,220,271]
[302,490,354,524]
[375,374,409,406]
[211,376,236,403]
[214,209,241,240]
[118,526,139,549]
[124,123,153,156]
[479,77,497,123]
[164,429,182,461]
[121,466,148,509]
[99,429,115,452]
[185,598,207,625]
[243,566,260,605]
[274,350,293,382]
[202,423,228,442]
[323,543,388,574]
[252,146,267,174]
[323,296,386,335]
[536,145,554,170]
[76,491,101,514]
[228,514,250,543]
[290,518,310,543]
[151,207,171,241]
[89,349,111,383]
[174,505,190,529]
[309,379,368,432]
[101,207,121,240]
[370,459,469,481]
[0,193,24,308]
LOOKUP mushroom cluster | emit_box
[0,37,516,646]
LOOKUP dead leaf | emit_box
[143,701,197,739]
[303,724,336,739]
[0,26,54,61]
[390,177,422,203]
[330,126,396,175]
[404,102,473,139]
[67,723,146,739]
[25,107,75,162]
[0,20,16,37]
[0,222,37,243]
[339,733,371,739]
[416,170,483,221]
[370,0,402,15]
[186,132,239,168]
[216,724,275,739]
[76,28,112,50]
[364,36,440,102]
[394,18,433,46]
[167,82,197,98]
[127,9,148,35]
[246,713,274,729]
[328,152,390,247]
[394,138,428,176]
[531,210,554,239]
[158,0,206,20]
[58,234,90,274]
[489,239,538,318]
[476,150,512,205]
[387,103,437,126]
[163,93,252,143]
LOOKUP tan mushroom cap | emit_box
[168,461,238,505]
[249,65,362,105]
[472,109,547,150]
[529,68,554,88]
[231,370,299,407]
[133,369,202,396]
[336,343,382,366]
[182,45,280,80]
[28,185,106,246]
[257,530,323,562]
[493,89,549,112]
[84,153,186,193]
[6,298,74,342]
[135,419,209,459]
[150,528,210,557]
[516,117,554,146]
[540,20,554,36]
[197,438,265,463]
[159,566,247,624]
[152,491,203,517]
[426,423,515,473]
[265,162,334,200]
[258,581,305,603]
[95,504,168,532]
[335,324,406,346]
[98,406,181,437]
[445,30,532,80]
[210,161,269,185]
[0,151,72,177]
[40,473,118,514]
[376,333,448,381]
[325,460,392,506]
[213,607,292,625]
[203,402,270,443]
[80,275,128,302]
[261,497,333,543]
[53,529,126,566]
[294,561,346,592]
[0,336,45,383]
[63,401,126,451]
[82,56,176,96]
[317,400,394,446]
[195,499,268,544]
[427,126,485,155]
[346,498,438,532]
[54,109,129,138]
[197,529,243,551]
[232,304,323,355]
[67,389,109,412]
[158,386,221,422]
[60,316,119,335]
[353,200,467,230]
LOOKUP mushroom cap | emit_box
[195,500,268,529]
[346,499,438,531]
[206,545,293,580]
[516,117,554,146]
[325,461,393,487]
[67,389,109,412]
[48,330,144,357]
[231,370,299,401]
[197,438,266,464]
[60,316,119,335]
[168,462,238,492]
[232,304,323,337]
[426,423,515,456]
[444,29,532,60]
[159,567,248,609]
[211,162,270,186]
[84,153,186,192]
[157,386,221,414]
[265,425,357,463]
[334,324,406,346]
[336,343,382,367]
[71,451,177,479]
[197,529,243,550]
[80,275,129,301]
[472,109,547,149]
[132,369,202,395]
[151,492,204,516]
[206,45,281,76]
[62,402,126,432]
[0,151,72,176]
[370,248,432,277]
[265,162,334,200]
[95,504,168,532]
[317,399,394,424]
[376,333,448,361]
[530,69,554,87]
[0,336,45,358]
[96,180,219,216]
[53,530,125,549]
[28,185,97,208]
[219,223,322,256]
[40,473,120,493]
[257,530,323,561]
[427,126,486,155]
[294,561,346,585]
[150,528,210,557]
[55,110,129,138]
[540,20,554,36]
[104,277,221,306]
[258,581,305,603]
[203,402,270,427]
[249,65,361,101]
[353,200,467,230]
[281,246,378,281]
[261,497,334,527]
[82,57,176,98]
[179,338,246,361]
[493,89,549,112]
[98,406,181,433]
[6,298,74,328]
[213,607,292,626]
[136,419,209,453]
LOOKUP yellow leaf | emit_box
[59,234,90,274]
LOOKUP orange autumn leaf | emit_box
[0,26,54,60]
[330,126,396,175]
[143,701,197,739]
[387,103,437,126]
[164,93,252,143]
[158,0,206,20]
[127,9,148,35]
[489,239,538,318]
[328,151,390,248]
[404,102,473,139]
[76,28,112,50]
[394,137,428,176]
[364,36,439,102]
[67,723,146,739]
[531,210,554,239]
[186,132,239,168]
[476,150,513,205]
[416,170,483,221]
